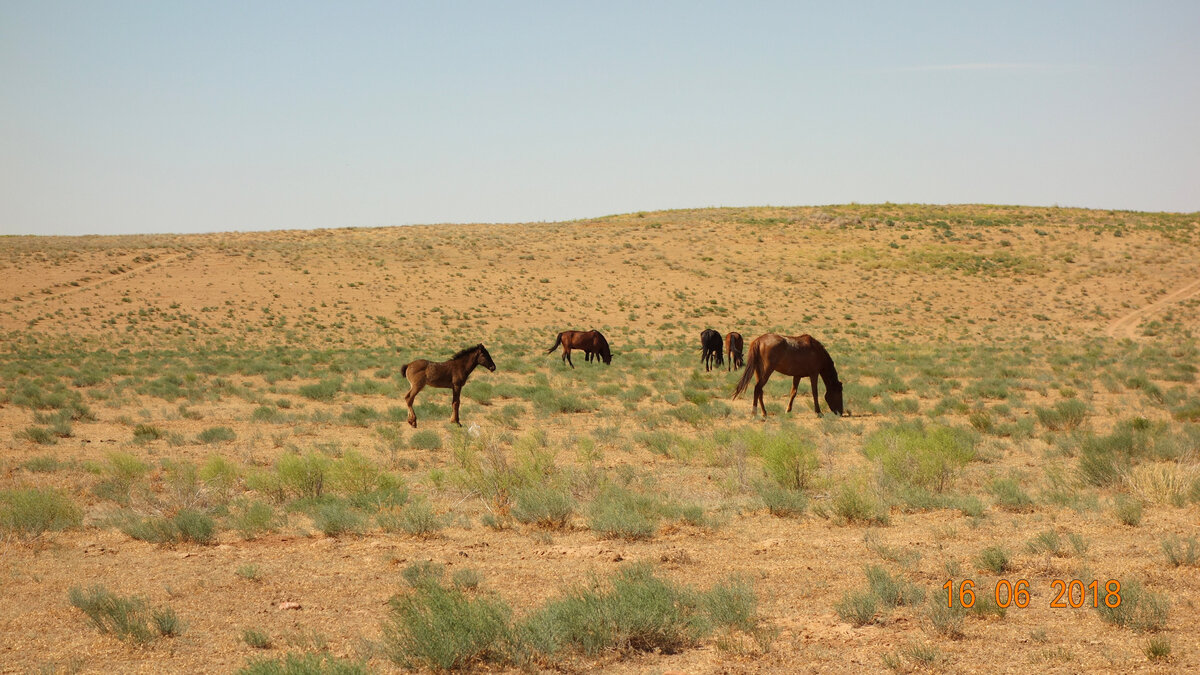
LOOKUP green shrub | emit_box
[299,378,342,401]
[0,487,83,539]
[1143,636,1172,661]
[251,405,283,422]
[453,568,483,590]
[277,452,331,499]
[68,585,181,643]
[410,430,442,450]
[1115,495,1143,526]
[1026,530,1065,557]
[521,563,753,657]
[988,477,1034,512]
[120,515,179,544]
[401,560,446,587]
[832,480,890,525]
[511,484,575,529]
[863,423,977,493]
[923,602,967,640]
[241,628,272,649]
[153,606,183,637]
[865,565,925,608]
[760,435,818,491]
[1035,399,1089,431]
[232,500,277,540]
[339,405,379,427]
[1079,443,1128,487]
[197,426,237,444]
[1095,580,1168,632]
[173,509,217,544]
[383,577,515,670]
[700,577,759,633]
[758,483,808,517]
[93,451,150,505]
[380,500,443,538]
[21,455,63,473]
[132,424,164,443]
[835,591,878,627]
[977,546,1010,574]
[588,488,661,540]
[1161,535,1199,567]
[310,501,365,537]
[236,564,261,581]
[532,389,594,415]
[16,426,56,445]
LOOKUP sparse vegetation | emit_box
[68,585,183,644]
[6,204,1200,672]
[0,487,82,540]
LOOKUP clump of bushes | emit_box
[835,565,924,627]
[68,585,183,643]
[0,487,83,541]
[862,423,977,494]
[382,563,761,670]
[1095,580,1168,632]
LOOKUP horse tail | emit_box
[546,332,564,354]
[732,341,759,399]
[400,363,409,378]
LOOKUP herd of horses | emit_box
[401,329,845,427]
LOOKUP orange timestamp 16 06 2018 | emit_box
[944,579,1122,609]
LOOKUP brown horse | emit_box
[401,344,496,428]
[732,334,845,417]
[725,331,744,371]
[700,328,723,371]
[546,330,611,368]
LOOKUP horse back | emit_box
[748,333,825,377]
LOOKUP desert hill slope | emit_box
[1,204,1198,674]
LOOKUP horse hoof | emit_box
[408,420,417,429]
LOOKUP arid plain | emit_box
[2,204,1199,673]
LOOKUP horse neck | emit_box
[819,356,839,386]
[457,351,481,376]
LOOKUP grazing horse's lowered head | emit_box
[823,377,845,416]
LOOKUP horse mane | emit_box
[802,335,840,385]
[450,344,482,360]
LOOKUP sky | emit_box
[2,1,1198,236]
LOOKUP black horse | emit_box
[700,329,724,372]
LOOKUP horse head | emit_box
[476,344,497,372]
[824,379,846,416]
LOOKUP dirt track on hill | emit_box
[1105,275,1200,340]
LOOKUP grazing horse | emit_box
[725,331,744,371]
[732,333,845,417]
[700,329,724,371]
[401,344,496,428]
[546,330,612,368]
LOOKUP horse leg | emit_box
[564,348,575,368]
[810,376,823,416]
[451,385,462,426]
[753,370,772,418]
[787,375,800,412]
[404,380,425,428]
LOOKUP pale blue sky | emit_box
[2,1,1198,235]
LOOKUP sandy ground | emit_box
[1,205,1198,673]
